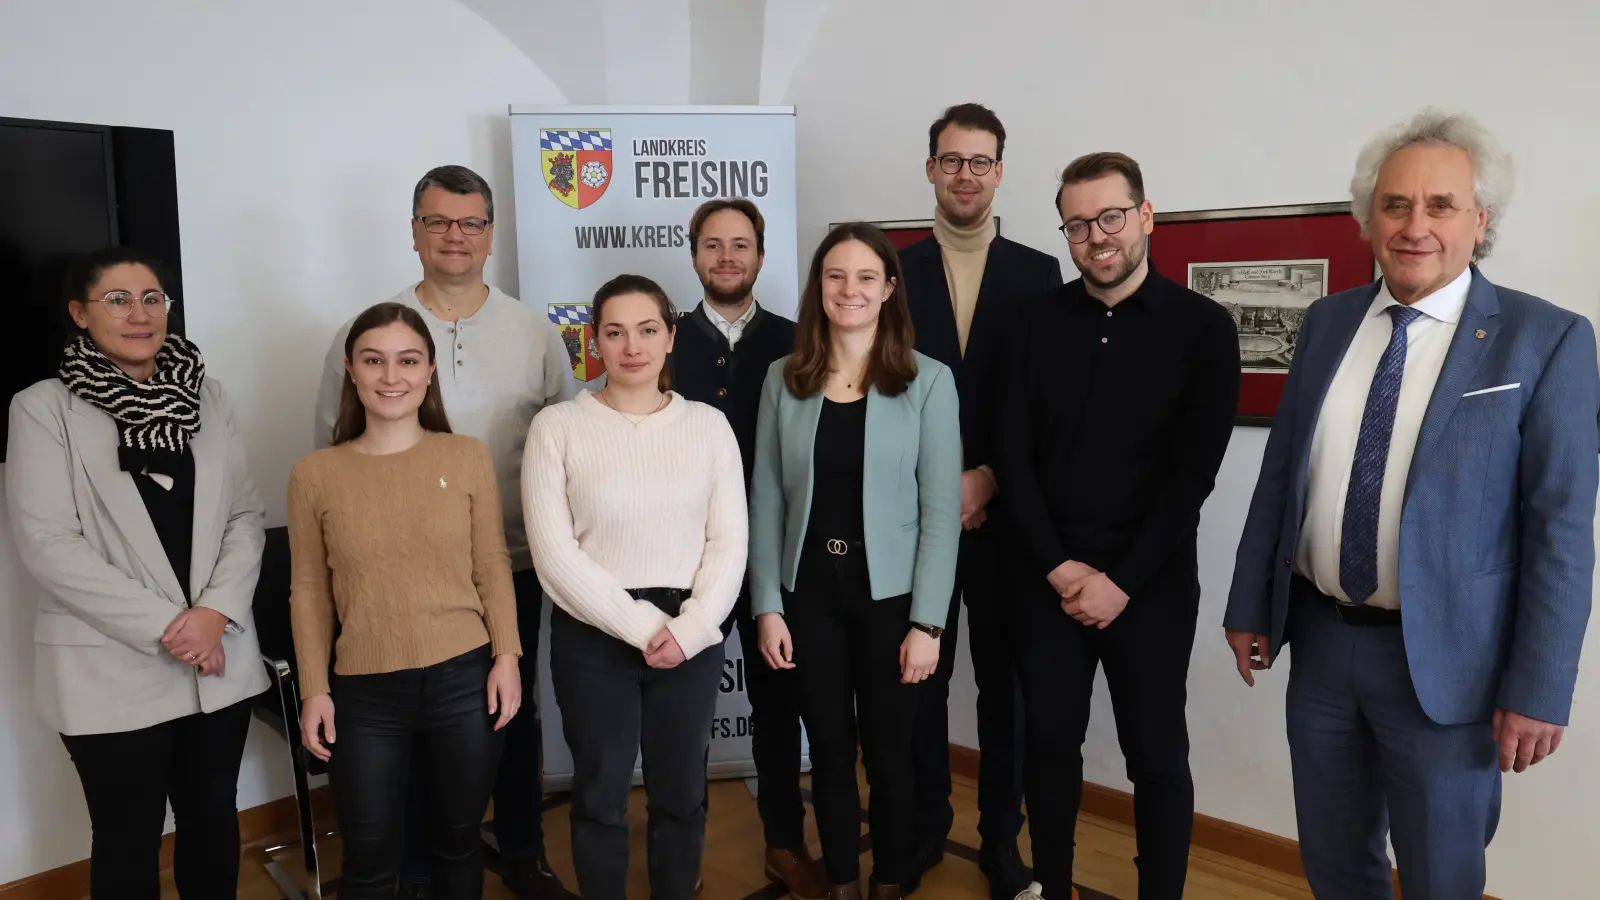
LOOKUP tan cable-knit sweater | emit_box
[286,431,522,697]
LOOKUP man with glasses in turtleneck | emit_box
[898,102,1062,900]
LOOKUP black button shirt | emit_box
[996,267,1240,598]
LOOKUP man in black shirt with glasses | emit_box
[995,152,1238,900]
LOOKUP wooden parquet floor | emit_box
[122,773,1315,899]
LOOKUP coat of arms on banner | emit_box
[540,129,613,209]
[548,303,606,382]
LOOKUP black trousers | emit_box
[786,547,920,886]
[329,645,504,900]
[1014,569,1199,900]
[401,568,546,881]
[60,697,255,900]
[733,584,809,850]
[911,527,1027,849]
[550,599,723,900]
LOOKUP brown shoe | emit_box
[766,846,830,900]
[868,882,902,900]
[828,883,863,900]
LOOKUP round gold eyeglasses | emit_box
[93,290,174,319]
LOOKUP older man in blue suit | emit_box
[1224,109,1598,899]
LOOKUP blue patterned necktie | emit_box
[1339,305,1423,605]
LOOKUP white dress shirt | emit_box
[705,298,757,348]
[1295,267,1472,609]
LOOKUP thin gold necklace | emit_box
[827,363,867,390]
[598,388,668,425]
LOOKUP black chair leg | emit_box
[260,657,331,900]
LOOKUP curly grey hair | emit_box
[412,164,494,222]
[1349,109,1513,262]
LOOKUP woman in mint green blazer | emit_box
[748,222,962,900]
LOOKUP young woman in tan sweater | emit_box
[287,302,522,900]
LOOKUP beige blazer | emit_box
[5,377,270,736]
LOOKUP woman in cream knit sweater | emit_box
[523,274,747,900]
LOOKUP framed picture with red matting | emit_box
[829,217,1001,251]
[1150,202,1375,426]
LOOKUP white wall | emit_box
[782,1,1600,897]
[690,0,766,105]
[0,0,563,884]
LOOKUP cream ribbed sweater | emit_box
[522,390,747,659]
[286,432,522,698]
[933,206,997,356]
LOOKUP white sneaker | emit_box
[1013,882,1045,900]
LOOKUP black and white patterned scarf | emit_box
[59,333,205,476]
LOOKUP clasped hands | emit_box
[161,607,229,676]
[1049,560,1129,628]
[644,625,687,669]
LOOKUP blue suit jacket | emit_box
[1225,267,1599,726]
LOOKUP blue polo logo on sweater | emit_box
[548,304,605,382]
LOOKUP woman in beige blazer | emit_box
[4,247,269,899]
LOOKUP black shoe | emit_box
[398,880,430,900]
[901,835,946,894]
[503,854,566,900]
[978,843,1033,900]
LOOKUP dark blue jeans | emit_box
[551,599,723,900]
[400,568,546,882]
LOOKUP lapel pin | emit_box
[1475,329,1487,339]
[440,477,448,489]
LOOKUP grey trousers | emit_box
[550,606,724,900]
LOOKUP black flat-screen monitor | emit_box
[0,116,181,461]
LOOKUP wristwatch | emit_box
[911,622,944,639]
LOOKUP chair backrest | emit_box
[252,525,294,664]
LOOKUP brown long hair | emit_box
[593,274,678,392]
[331,302,453,444]
[784,222,917,397]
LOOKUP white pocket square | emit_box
[1462,383,1521,397]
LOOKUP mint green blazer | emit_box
[748,352,962,627]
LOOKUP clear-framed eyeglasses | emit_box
[415,215,490,236]
[94,290,174,319]
[1059,205,1140,244]
[933,154,997,176]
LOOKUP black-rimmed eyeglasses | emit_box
[1059,205,1139,244]
[92,291,174,319]
[932,154,997,176]
[415,215,491,235]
